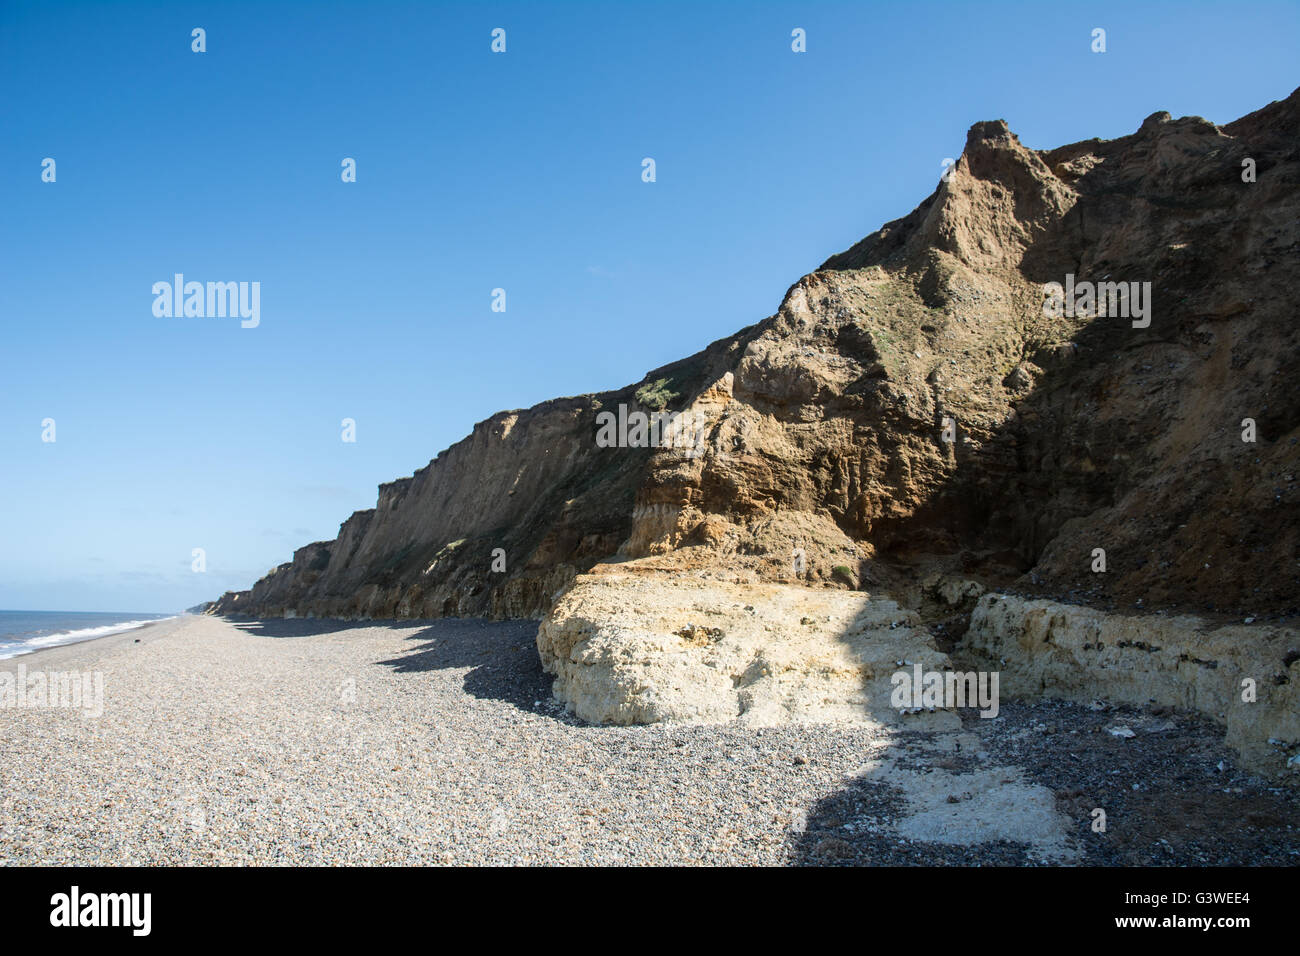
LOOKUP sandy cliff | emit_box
[216,88,1298,622]
[211,90,1300,776]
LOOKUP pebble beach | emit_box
[1,615,1295,866]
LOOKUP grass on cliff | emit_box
[635,377,680,410]
[633,352,712,412]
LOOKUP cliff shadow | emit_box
[373,617,555,714]
[227,616,555,714]
[227,617,381,637]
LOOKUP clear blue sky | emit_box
[1,0,1296,612]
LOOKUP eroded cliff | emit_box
[213,89,1299,645]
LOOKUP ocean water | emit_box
[0,610,175,661]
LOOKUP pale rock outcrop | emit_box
[963,593,1300,777]
[536,569,959,731]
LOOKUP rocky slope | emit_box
[214,87,1299,625]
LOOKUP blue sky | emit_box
[1,0,1296,612]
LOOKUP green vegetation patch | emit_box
[635,377,681,411]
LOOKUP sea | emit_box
[0,610,176,661]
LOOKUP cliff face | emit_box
[212,333,757,620]
[213,88,1300,624]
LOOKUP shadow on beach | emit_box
[228,618,378,637]
[228,616,551,715]
[377,618,550,714]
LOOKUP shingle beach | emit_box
[1,616,1295,865]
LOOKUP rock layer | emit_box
[962,593,1300,778]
